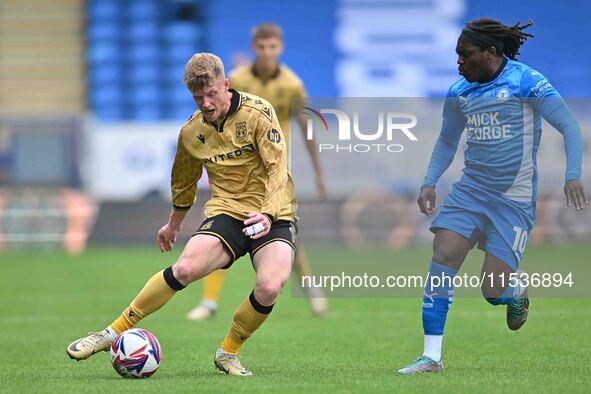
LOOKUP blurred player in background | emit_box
[187,23,328,320]
[67,53,298,376]
[398,18,587,374]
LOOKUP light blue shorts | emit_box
[430,180,536,271]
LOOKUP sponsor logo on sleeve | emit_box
[267,129,282,143]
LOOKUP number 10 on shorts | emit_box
[512,226,528,254]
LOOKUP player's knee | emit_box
[432,246,462,267]
[172,258,201,285]
[255,279,284,302]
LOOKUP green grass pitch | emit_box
[1,244,590,393]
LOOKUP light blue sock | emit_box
[422,261,457,335]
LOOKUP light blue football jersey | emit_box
[424,58,582,203]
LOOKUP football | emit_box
[109,328,161,379]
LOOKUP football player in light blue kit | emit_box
[399,18,587,374]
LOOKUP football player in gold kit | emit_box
[187,23,328,320]
[66,53,297,376]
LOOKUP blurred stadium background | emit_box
[1,0,590,391]
[0,0,589,253]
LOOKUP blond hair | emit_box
[183,53,225,92]
[251,22,283,42]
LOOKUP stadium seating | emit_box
[86,0,206,121]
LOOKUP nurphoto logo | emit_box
[303,106,418,153]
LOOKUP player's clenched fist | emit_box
[418,186,436,217]
[157,224,180,252]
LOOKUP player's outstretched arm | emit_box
[418,186,436,216]
[564,179,588,211]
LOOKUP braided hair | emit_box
[463,18,534,60]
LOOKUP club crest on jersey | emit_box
[234,121,247,140]
[496,88,510,102]
[200,220,214,230]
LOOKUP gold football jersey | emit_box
[229,64,307,138]
[171,89,296,221]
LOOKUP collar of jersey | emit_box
[477,56,508,85]
[251,64,281,81]
[201,89,241,132]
